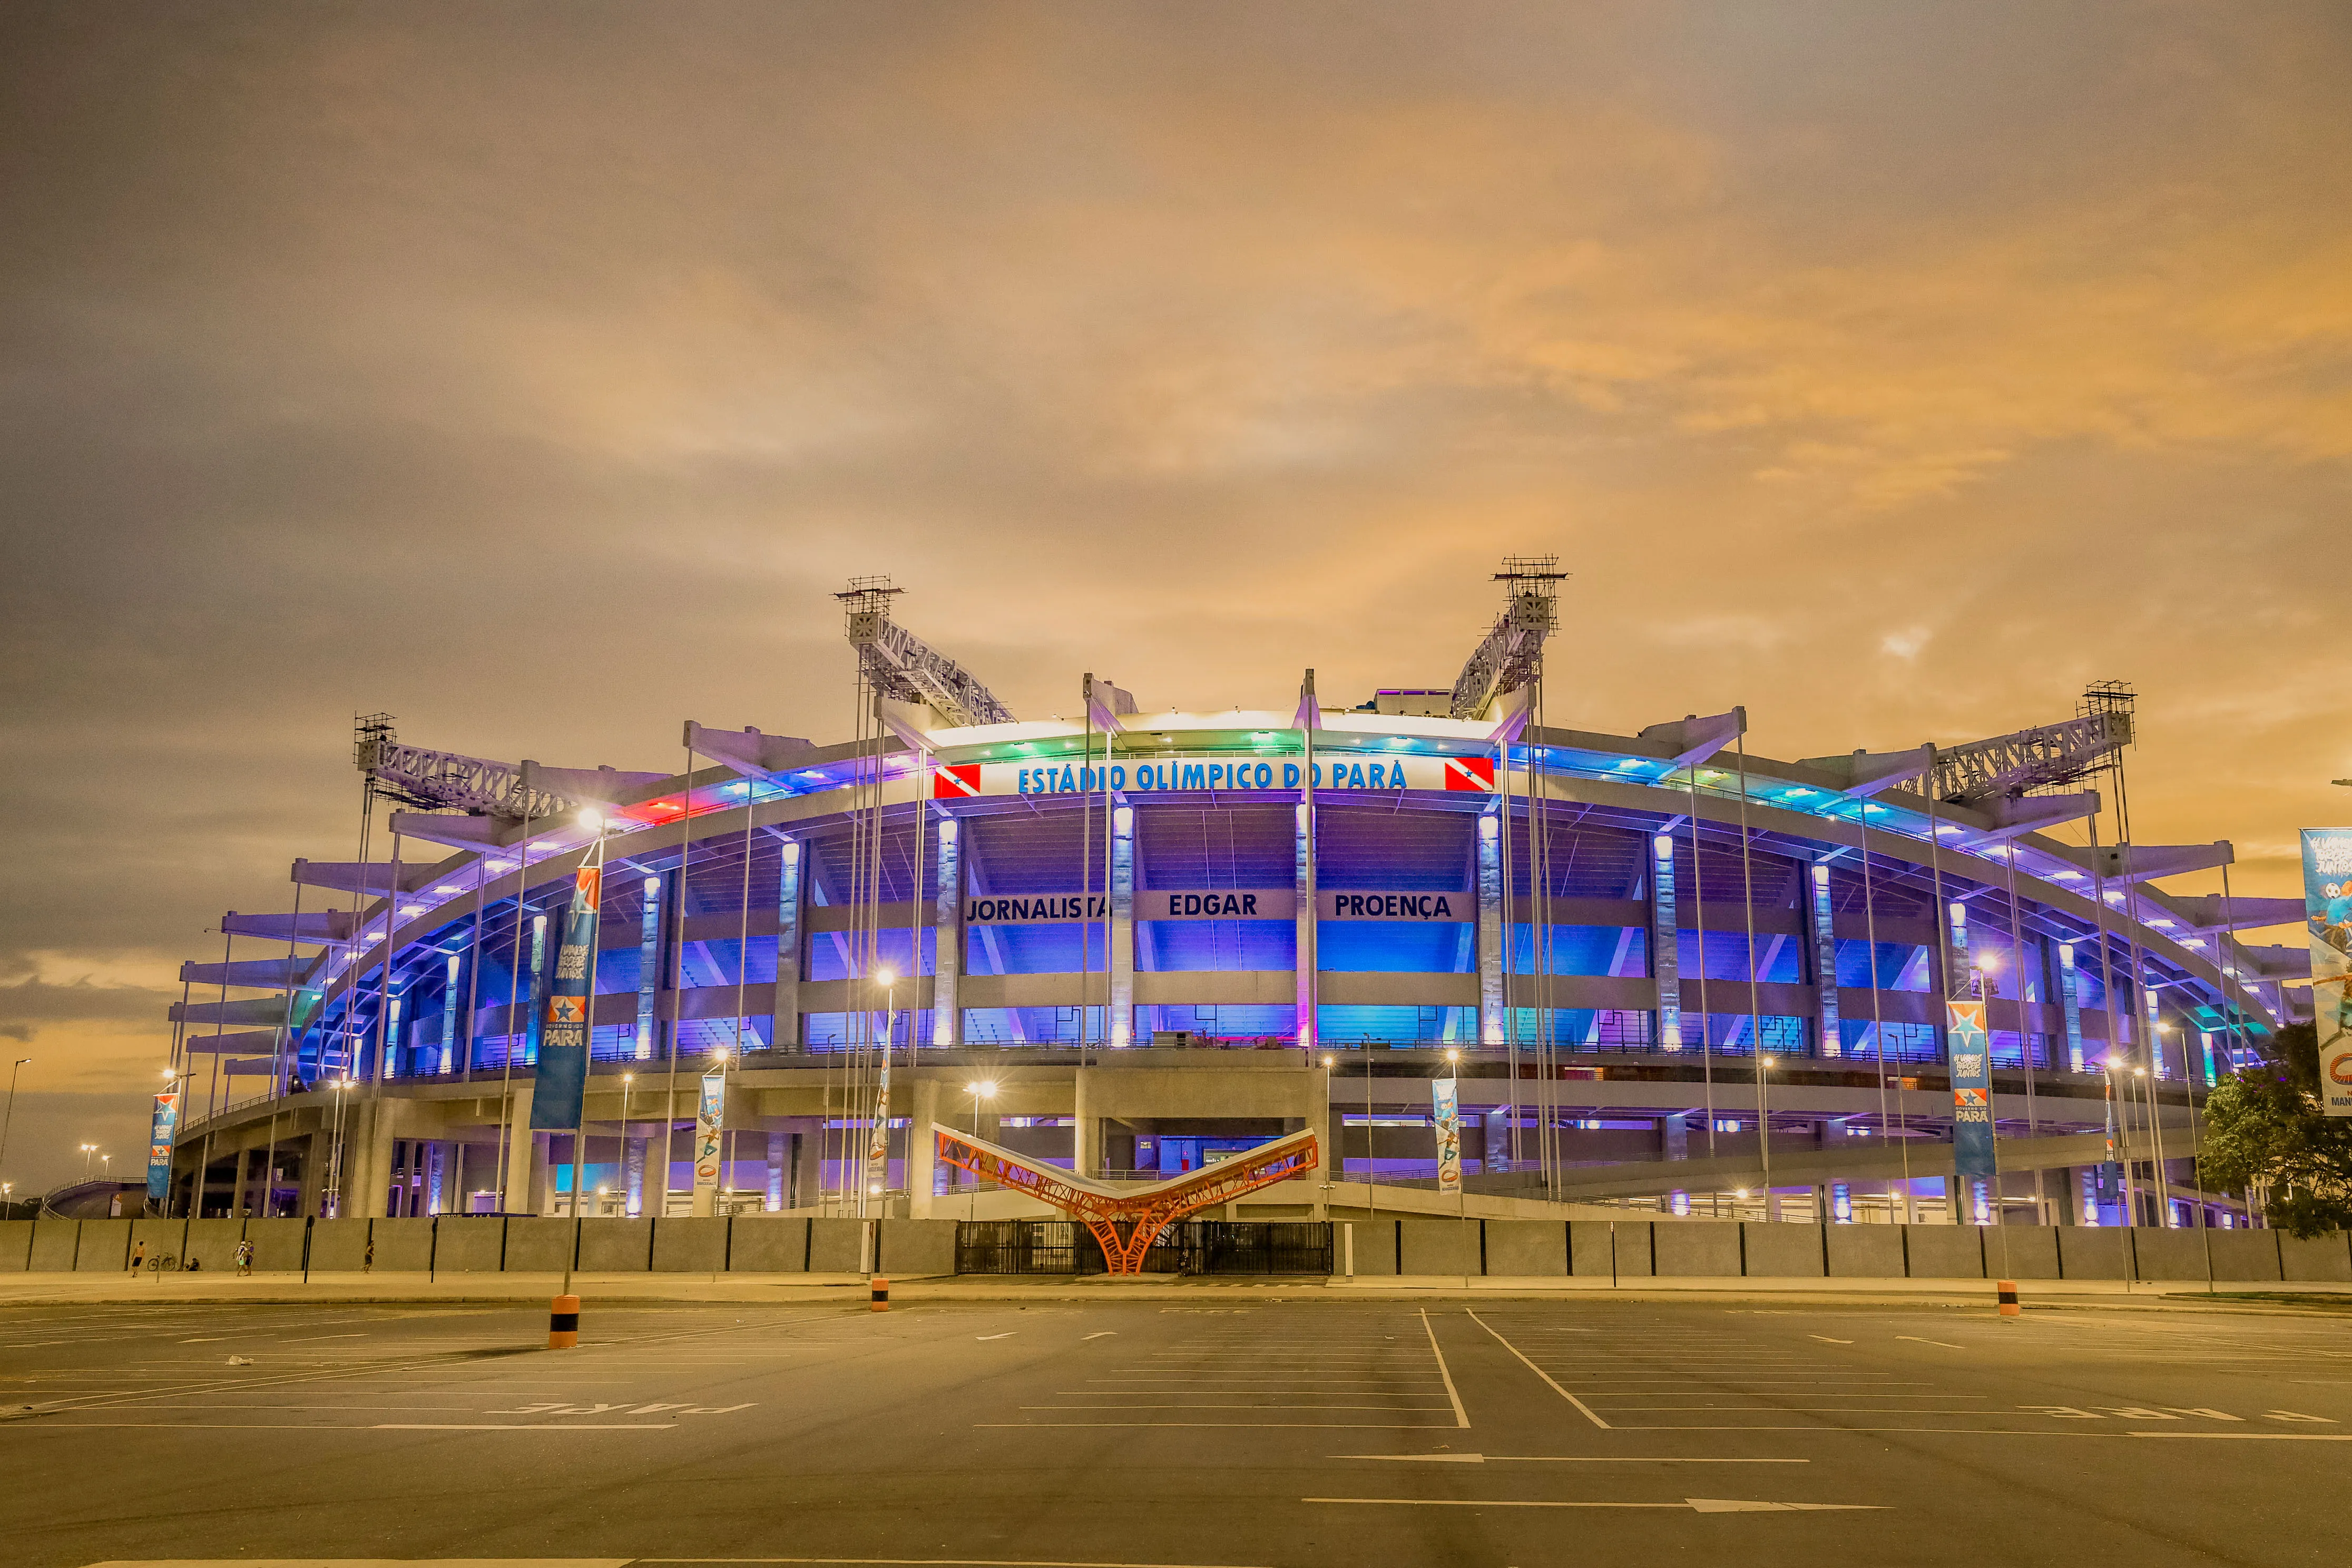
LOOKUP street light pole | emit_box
[964,1080,995,1221]
[1757,1054,1776,1215]
[0,1057,30,1197]
[81,1143,98,1181]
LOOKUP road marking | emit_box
[977,1334,1015,1341]
[282,1334,366,1342]
[1417,1310,1469,1430]
[1808,1336,1854,1345]
[976,1422,1457,1430]
[1303,1497,1885,1513]
[1331,1454,1809,1465]
[643,1557,1273,1566]
[1463,1310,1609,1430]
[2129,1432,2352,1441]
[371,1423,677,1430]
[1895,1337,1963,1350]
[1081,1332,1115,1340]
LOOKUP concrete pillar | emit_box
[909,1078,940,1216]
[1651,830,1681,1050]
[634,872,662,1061]
[775,839,803,1047]
[1109,804,1133,1047]
[1074,1067,1097,1177]
[625,1136,649,1216]
[1660,1114,1688,1161]
[296,1129,327,1218]
[793,1122,821,1212]
[764,1131,785,1211]
[353,1100,397,1219]
[1478,808,1504,1046]
[932,818,961,1045]
[1808,861,1841,1058]
[1483,1108,1512,1175]
[526,1131,552,1215]
[501,1081,535,1209]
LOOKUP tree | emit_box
[2200,1023,2352,1238]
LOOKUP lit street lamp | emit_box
[965,1080,996,1220]
[80,1142,99,1181]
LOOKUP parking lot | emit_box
[3,1293,2346,1567]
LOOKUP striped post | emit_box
[548,1292,580,1348]
[1996,1279,2020,1318]
[869,1276,890,1312]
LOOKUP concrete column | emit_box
[1109,803,1134,1047]
[764,1131,785,1211]
[1483,1107,1512,1175]
[1651,830,1681,1050]
[296,1129,327,1218]
[1660,1114,1688,1161]
[501,1081,535,1209]
[775,839,803,1047]
[932,818,961,1045]
[1808,861,1841,1058]
[908,1077,940,1216]
[1478,809,1504,1046]
[625,1136,649,1216]
[526,1131,552,1214]
[353,1100,397,1219]
[793,1122,821,1211]
[1074,1066,1098,1177]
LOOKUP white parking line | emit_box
[1464,1311,1609,1430]
[1418,1310,1469,1430]
[1303,1496,1885,1513]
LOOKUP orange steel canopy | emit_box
[933,1126,1319,1273]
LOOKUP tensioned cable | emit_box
[1736,734,1768,1208]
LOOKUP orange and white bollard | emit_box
[869,1276,890,1312]
[1996,1279,2021,1318]
[548,1293,580,1348]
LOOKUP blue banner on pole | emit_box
[531,861,603,1132]
[145,1092,179,1207]
[1947,999,1997,1187]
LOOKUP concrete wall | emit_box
[877,1218,958,1277]
[372,1217,436,1272]
[2204,1229,2282,1282]
[652,1217,729,1273]
[1743,1223,1825,1278]
[1347,1218,1400,1276]
[433,1217,506,1273]
[1986,1224,2061,1281]
[1825,1224,1905,1278]
[183,1218,247,1271]
[1651,1220,1740,1278]
[808,1217,868,1273]
[1570,1219,1651,1277]
[73,1218,132,1272]
[1903,1225,1984,1280]
[28,1220,77,1271]
[2280,1233,2350,1282]
[0,1219,33,1270]
[730,1217,809,1272]
[502,1217,575,1273]
[246,1217,311,1271]
[1484,1220,1567,1277]
[305,1218,371,1271]
[580,1218,655,1272]
[1398,1218,1479,1276]
[2056,1226,2133,1280]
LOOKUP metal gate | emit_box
[956,1219,1332,1276]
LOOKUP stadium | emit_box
[154,570,2314,1252]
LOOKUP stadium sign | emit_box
[965,888,1473,924]
[934,753,1495,800]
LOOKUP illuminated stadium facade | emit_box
[162,574,2313,1233]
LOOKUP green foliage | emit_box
[2200,1024,2352,1238]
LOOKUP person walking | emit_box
[129,1239,146,1275]
[234,1238,254,1277]
[362,1234,375,1275]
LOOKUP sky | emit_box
[2,3,2346,1192]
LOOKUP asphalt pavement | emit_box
[2,1294,2344,1567]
